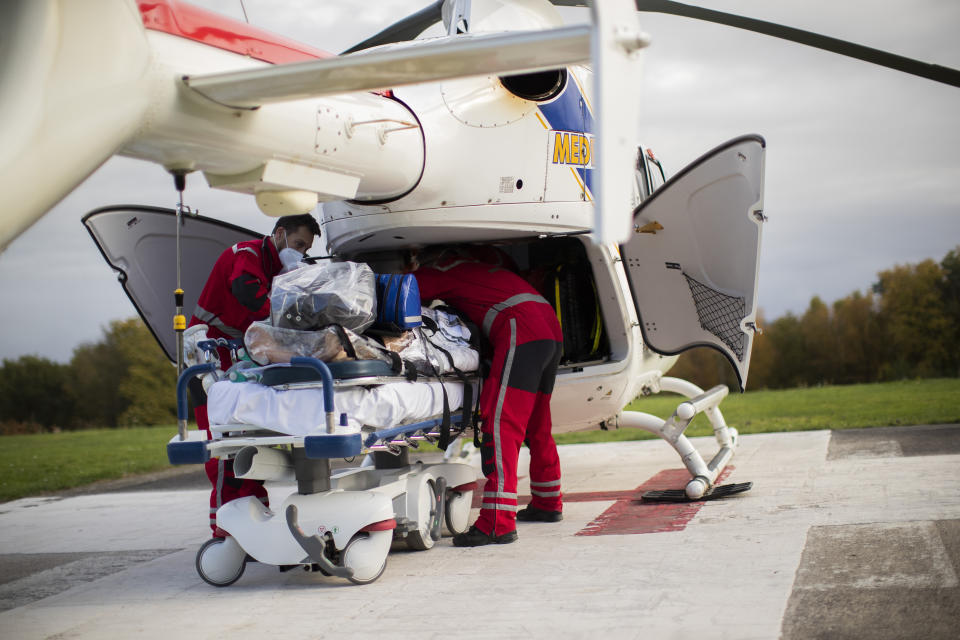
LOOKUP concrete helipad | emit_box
[1,425,958,639]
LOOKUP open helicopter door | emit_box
[83,206,259,363]
[621,135,766,390]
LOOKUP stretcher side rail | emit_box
[169,357,334,464]
[169,412,472,464]
[169,356,474,464]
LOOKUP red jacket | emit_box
[414,248,556,341]
[189,236,282,341]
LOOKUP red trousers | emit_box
[476,303,563,536]
[195,403,269,536]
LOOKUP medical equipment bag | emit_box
[374,273,422,332]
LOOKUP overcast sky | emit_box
[1,0,958,363]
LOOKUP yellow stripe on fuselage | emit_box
[534,111,549,131]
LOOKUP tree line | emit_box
[1,247,957,434]
[0,318,176,434]
[671,246,960,391]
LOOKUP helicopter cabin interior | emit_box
[352,234,622,373]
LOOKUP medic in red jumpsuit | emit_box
[413,247,564,546]
[188,214,319,536]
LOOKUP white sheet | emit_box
[207,379,469,436]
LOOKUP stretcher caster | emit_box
[196,536,247,587]
[406,477,439,551]
[343,531,391,585]
[444,489,473,536]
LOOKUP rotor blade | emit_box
[549,0,960,88]
[184,26,591,109]
[640,0,960,88]
[342,0,444,53]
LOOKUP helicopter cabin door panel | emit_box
[621,135,766,390]
[83,206,259,363]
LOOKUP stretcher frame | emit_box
[168,355,480,586]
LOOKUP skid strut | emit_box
[620,376,746,500]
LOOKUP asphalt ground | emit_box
[0,424,958,639]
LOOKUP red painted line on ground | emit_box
[470,488,636,509]
[576,467,734,536]
[468,468,734,536]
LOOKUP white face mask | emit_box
[279,247,304,269]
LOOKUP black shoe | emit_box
[516,505,563,522]
[452,524,518,547]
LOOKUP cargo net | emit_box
[684,274,746,361]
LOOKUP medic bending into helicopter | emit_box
[188,214,321,537]
[410,246,565,547]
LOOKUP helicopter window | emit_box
[635,148,667,201]
[648,154,666,192]
[635,156,651,200]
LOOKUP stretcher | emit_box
[168,342,481,586]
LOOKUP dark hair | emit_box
[273,214,321,237]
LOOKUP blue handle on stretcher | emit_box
[289,357,336,417]
[169,363,218,465]
[363,413,464,448]
[177,362,218,421]
[290,357,357,458]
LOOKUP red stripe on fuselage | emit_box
[138,0,331,64]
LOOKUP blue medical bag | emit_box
[375,274,422,331]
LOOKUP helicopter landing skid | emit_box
[640,482,753,503]
[619,375,744,500]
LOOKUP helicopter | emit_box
[3,0,958,499]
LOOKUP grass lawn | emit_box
[555,377,960,444]
[0,426,175,503]
[2,378,958,502]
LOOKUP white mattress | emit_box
[207,379,471,436]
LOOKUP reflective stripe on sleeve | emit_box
[191,304,242,339]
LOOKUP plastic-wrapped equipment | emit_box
[270,261,377,333]
[245,321,392,366]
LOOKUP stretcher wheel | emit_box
[343,531,391,585]
[406,477,438,551]
[196,537,246,587]
[444,490,473,536]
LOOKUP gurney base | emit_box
[286,504,353,579]
[208,460,478,586]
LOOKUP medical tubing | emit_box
[176,362,217,440]
[289,357,337,433]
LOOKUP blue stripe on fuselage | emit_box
[538,76,594,194]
